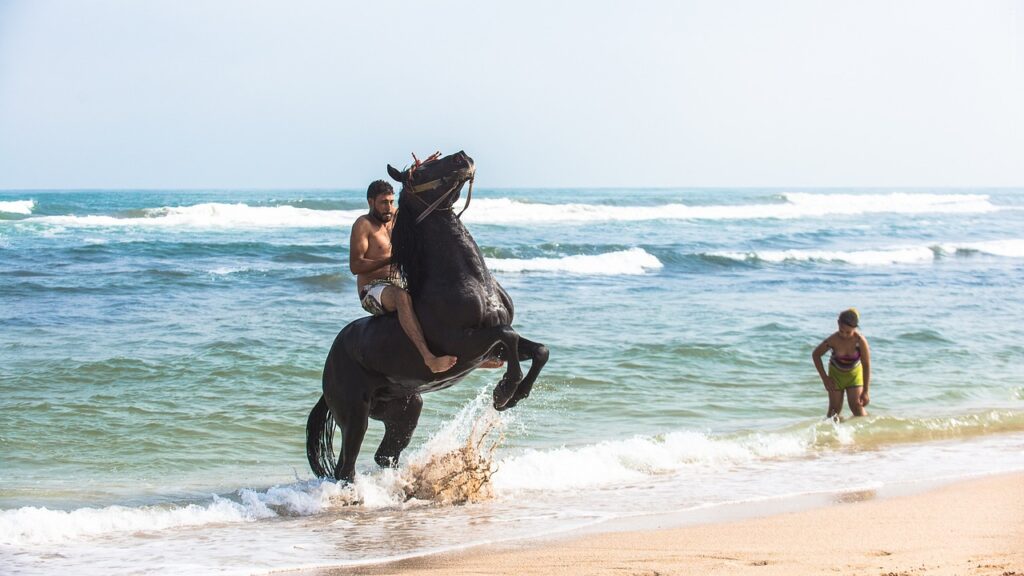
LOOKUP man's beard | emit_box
[370,209,393,223]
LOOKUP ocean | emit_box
[2,188,1023,575]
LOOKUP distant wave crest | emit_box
[0,200,34,215]
[487,248,662,275]
[460,192,996,224]
[30,202,364,229]
[6,192,998,229]
[709,239,1024,266]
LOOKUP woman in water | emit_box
[812,308,871,418]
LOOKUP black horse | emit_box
[306,151,549,482]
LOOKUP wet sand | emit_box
[308,472,1023,576]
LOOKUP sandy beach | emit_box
[311,473,1023,576]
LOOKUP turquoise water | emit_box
[2,188,1024,574]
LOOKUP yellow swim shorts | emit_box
[828,363,863,390]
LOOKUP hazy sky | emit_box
[1,0,1021,189]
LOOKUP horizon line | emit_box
[3,185,1024,193]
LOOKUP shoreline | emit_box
[292,472,1023,576]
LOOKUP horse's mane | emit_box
[389,190,421,295]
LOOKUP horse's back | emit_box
[417,275,513,332]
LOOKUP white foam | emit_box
[486,248,662,275]
[10,192,998,230]
[712,238,1024,266]
[0,199,34,214]
[0,496,264,546]
[29,203,365,229]
[208,265,269,276]
[459,193,997,224]
[0,396,501,546]
[781,192,995,216]
[3,409,1018,547]
[0,478,380,546]
[493,429,813,493]
[713,246,937,265]
[938,239,1024,258]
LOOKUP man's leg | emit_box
[380,286,457,373]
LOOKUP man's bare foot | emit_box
[425,355,458,373]
[480,359,505,369]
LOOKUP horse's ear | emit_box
[387,164,405,182]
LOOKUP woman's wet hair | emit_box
[838,308,859,328]
[367,180,394,199]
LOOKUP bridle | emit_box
[402,152,475,225]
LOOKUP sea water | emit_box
[2,188,1023,574]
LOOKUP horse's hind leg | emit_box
[323,361,375,483]
[490,326,523,410]
[500,337,549,411]
[370,393,423,468]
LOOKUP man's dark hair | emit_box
[367,180,394,199]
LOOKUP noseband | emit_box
[405,174,475,225]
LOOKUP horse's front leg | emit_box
[464,325,523,409]
[499,336,549,411]
[370,393,423,468]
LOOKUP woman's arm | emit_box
[859,334,871,389]
[812,336,834,390]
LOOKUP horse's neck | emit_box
[417,213,489,281]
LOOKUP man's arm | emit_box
[349,218,390,275]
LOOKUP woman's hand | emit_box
[860,389,870,407]
[822,377,837,392]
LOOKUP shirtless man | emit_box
[349,180,457,373]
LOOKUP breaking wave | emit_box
[709,239,1024,265]
[5,406,1020,546]
[26,203,364,229]
[4,192,998,230]
[486,247,662,275]
[0,200,34,215]
[460,192,997,224]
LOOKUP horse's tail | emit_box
[305,394,336,479]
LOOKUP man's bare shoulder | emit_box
[351,214,373,234]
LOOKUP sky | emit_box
[0,0,1021,189]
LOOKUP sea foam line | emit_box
[0,200,34,215]
[459,192,997,224]
[7,192,998,229]
[0,395,505,546]
[3,409,1020,545]
[486,248,662,275]
[709,239,1024,265]
[27,203,365,229]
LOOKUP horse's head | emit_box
[388,150,476,295]
[387,151,475,225]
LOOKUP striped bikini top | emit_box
[830,344,861,370]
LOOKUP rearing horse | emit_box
[306,151,549,482]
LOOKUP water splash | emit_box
[403,412,504,504]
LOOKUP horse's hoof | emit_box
[492,382,514,410]
[375,454,399,468]
[493,390,511,411]
[493,372,522,410]
[501,395,525,410]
